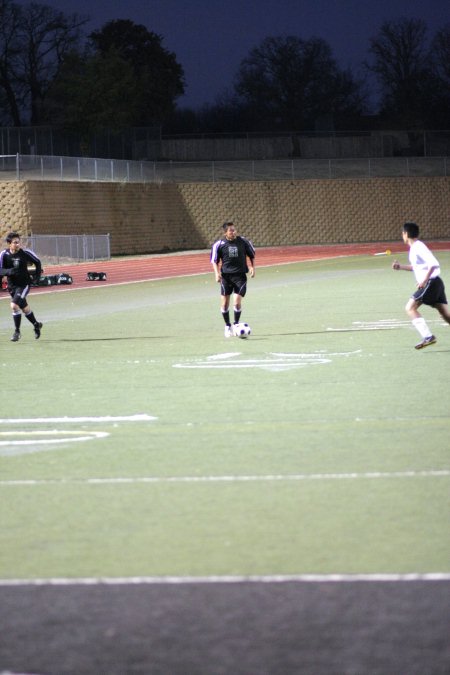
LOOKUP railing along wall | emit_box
[0,153,449,183]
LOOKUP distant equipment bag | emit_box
[86,272,107,281]
[34,273,73,286]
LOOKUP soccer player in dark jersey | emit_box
[210,222,255,337]
[0,232,43,342]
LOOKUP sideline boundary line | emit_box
[1,573,449,586]
[1,469,448,486]
[0,414,156,424]
[1,241,447,296]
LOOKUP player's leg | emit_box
[432,279,450,325]
[220,277,233,336]
[435,303,450,325]
[405,297,435,349]
[22,302,43,339]
[233,276,247,330]
[8,286,23,341]
[11,288,42,340]
[221,294,232,337]
[10,298,22,341]
[233,294,242,325]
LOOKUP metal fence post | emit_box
[16,153,20,180]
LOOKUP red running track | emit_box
[17,241,450,293]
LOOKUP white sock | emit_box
[412,317,432,338]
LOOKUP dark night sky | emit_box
[15,0,450,109]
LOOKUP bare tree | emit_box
[0,0,88,125]
[234,36,366,131]
[366,18,431,125]
[0,0,23,124]
[426,24,450,127]
[430,24,450,85]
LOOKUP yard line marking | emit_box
[0,430,111,456]
[327,318,445,331]
[174,350,361,371]
[0,414,157,424]
[0,415,158,456]
[0,430,109,446]
[1,469,448,486]
[1,573,449,586]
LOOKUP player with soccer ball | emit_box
[210,221,255,337]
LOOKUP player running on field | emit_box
[0,232,43,342]
[210,221,255,337]
[392,221,450,349]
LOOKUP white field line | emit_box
[1,469,448,487]
[0,573,449,586]
[327,318,447,331]
[0,414,156,424]
[0,430,108,446]
[0,252,384,300]
[0,273,210,299]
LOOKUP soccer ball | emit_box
[234,322,251,338]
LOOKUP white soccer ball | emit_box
[234,322,251,338]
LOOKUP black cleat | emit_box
[11,330,21,342]
[34,322,43,339]
[414,335,436,350]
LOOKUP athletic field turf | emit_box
[1,244,449,674]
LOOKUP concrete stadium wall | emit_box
[0,177,448,256]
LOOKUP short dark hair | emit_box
[6,231,21,243]
[402,222,419,239]
[222,221,234,231]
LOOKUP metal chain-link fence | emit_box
[25,234,110,264]
[1,153,448,183]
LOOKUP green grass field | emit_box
[1,252,449,580]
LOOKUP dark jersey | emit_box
[210,236,255,274]
[0,247,42,289]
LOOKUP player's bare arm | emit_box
[392,260,412,272]
[212,262,222,282]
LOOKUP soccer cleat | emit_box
[11,330,21,342]
[224,325,233,338]
[34,322,43,339]
[414,335,436,350]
